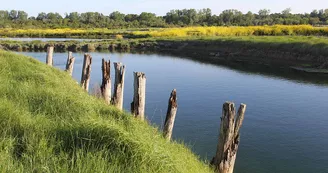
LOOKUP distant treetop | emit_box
[0,8,327,28]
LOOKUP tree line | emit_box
[0,8,328,28]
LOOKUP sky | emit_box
[1,0,326,17]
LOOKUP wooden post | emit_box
[101,58,111,104]
[81,53,92,91]
[211,102,246,173]
[163,89,178,140]
[65,51,75,76]
[46,46,54,66]
[131,72,146,120]
[112,62,125,110]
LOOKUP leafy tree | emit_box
[0,11,9,20]
[244,11,255,26]
[9,10,18,20]
[17,11,28,21]
[259,9,270,16]
[110,11,125,21]
[219,9,242,25]
[36,12,47,21]
[1,8,328,29]
[67,12,80,22]
[282,8,292,16]
[125,14,138,22]
[309,17,320,25]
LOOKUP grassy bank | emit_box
[0,28,138,39]
[1,35,328,52]
[1,35,328,64]
[0,50,212,172]
[1,25,328,38]
[1,35,328,71]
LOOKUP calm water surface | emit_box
[1,38,105,42]
[19,51,328,173]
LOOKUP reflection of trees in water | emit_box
[128,50,328,87]
[192,58,328,86]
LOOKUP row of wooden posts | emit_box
[46,46,247,173]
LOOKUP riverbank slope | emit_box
[0,50,212,173]
[1,36,328,71]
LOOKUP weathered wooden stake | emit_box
[46,46,54,66]
[65,51,75,76]
[163,89,178,140]
[211,102,246,173]
[112,62,125,110]
[81,53,92,91]
[131,72,146,120]
[101,58,111,104]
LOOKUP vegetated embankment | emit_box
[155,36,328,71]
[1,35,328,70]
[0,50,213,173]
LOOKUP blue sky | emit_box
[2,0,326,16]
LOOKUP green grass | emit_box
[2,35,328,53]
[0,50,213,173]
[151,35,328,44]
[158,36,328,55]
